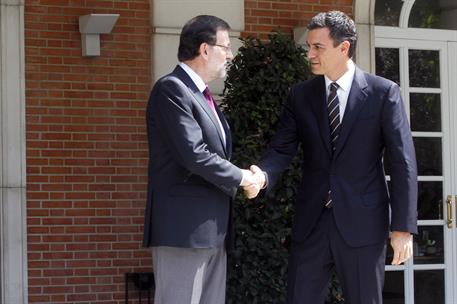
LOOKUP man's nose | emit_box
[307,48,314,59]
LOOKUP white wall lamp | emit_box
[293,27,308,47]
[79,13,120,57]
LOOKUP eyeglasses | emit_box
[211,44,232,53]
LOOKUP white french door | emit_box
[375,27,457,304]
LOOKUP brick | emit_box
[252,9,279,17]
[42,235,73,243]
[65,192,94,200]
[258,17,273,24]
[67,277,96,285]
[42,252,73,259]
[258,2,272,9]
[74,285,90,293]
[42,269,74,277]
[28,227,50,234]
[42,218,73,226]
[27,192,50,200]
[66,243,97,251]
[245,0,257,8]
[90,235,117,242]
[67,293,97,301]
[29,295,51,302]
[66,260,97,268]
[42,286,74,294]
[272,3,298,10]
[273,18,299,26]
[50,295,66,302]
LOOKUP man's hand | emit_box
[250,165,266,187]
[241,165,266,199]
[390,231,413,265]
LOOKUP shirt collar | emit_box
[324,60,356,93]
[179,62,207,93]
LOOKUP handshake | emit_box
[240,165,266,199]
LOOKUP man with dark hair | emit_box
[247,11,418,303]
[142,15,259,304]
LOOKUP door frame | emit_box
[448,41,457,304]
[376,29,457,304]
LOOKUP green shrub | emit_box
[222,33,309,304]
[223,32,345,304]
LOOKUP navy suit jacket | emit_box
[142,65,242,248]
[260,67,418,247]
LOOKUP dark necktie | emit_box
[327,82,341,153]
[203,86,217,113]
[325,82,340,208]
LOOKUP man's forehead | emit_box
[216,30,230,42]
[306,28,332,44]
[216,30,229,37]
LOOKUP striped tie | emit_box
[327,82,341,153]
[324,82,340,208]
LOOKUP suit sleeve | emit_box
[259,87,300,191]
[151,78,243,197]
[381,82,418,234]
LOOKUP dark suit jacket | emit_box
[260,67,418,247]
[142,65,242,249]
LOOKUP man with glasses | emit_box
[142,15,260,304]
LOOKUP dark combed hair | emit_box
[307,11,357,58]
[178,15,231,62]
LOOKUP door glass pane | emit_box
[375,48,400,85]
[375,0,403,27]
[410,93,441,132]
[383,271,405,304]
[414,137,442,176]
[409,50,440,88]
[409,0,457,30]
[413,226,444,264]
[414,270,445,304]
[418,182,443,220]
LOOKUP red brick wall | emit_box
[244,0,353,38]
[25,1,151,303]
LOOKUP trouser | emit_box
[287,208,387,304]
[152,246,226,304]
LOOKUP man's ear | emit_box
[340,41,350,56]
[200,43,209,59]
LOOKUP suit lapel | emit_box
[194,90,229,157]
[173,66,229,157]
[310,76,332,157]
[334,67,368,158]
[215,106,232,158]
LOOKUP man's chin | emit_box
[310,67,323,75]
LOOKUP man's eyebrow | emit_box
[306,41,324,46]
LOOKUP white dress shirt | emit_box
[179,62,226,143]
[324,60,356,122]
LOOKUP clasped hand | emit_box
[240,165,265,199]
